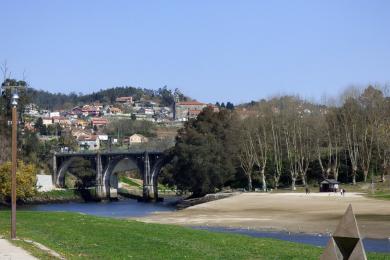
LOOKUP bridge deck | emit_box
[55,150,165,157]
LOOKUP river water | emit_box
[20,199,390,253]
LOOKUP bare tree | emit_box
[238,129,255,191]
[271,119,283,189]
[252,122,268,191]
[341,98,360,185]
[317,108,341,180]
[358,86,384,182]
[1,60,11,82]
[284,123,299,190]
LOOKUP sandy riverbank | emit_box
[137,192,390,239]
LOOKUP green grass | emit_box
[10,240,56,260]
[0,211,388,259]
[35,189,81,200]
[120,176,175,193]
[369,191,390,200]
[119,176,142,188]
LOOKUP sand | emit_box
[137,192,390,239]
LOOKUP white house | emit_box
[78,135,100,150]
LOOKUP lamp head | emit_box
[11,92,19,106]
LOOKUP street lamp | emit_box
[1,81,22,240]
[10,88,18,239]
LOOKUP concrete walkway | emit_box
[0,239,37,260]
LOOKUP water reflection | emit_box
[21,198,177,218]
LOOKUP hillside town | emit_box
[24,95,219,151]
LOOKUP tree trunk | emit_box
[261,169,266,191]
[381,172,386,182]
[363,169,368,182]
[352,168,357,185]
[247,175,252,191]
[332,166,339,181]
[291,177,296,191]
[273,176,279,190]
[301,173,306,186]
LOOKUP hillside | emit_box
[26,85,189,110]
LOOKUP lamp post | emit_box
[1,82,21,240]
[10,89,18,239]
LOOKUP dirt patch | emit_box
[136,192,390,239]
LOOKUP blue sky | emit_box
[1,1,390,104]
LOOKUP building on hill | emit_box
[78,135,100,150]
[42,117,53,126]
[107,107,122,114]
[91,117,108,127]
[128,134,149,145]
[74,119,88,129]
[72,129,92,139]
[82,105,100,117]
[52,116,71,127]
[174,101,219,121]
[174,101,207,121]
[49,111,60,118]
[116,96,133,104]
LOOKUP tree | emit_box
[226,102,235,110]
[238,128,255,191]
[167,108,238,197]
[358,86,384,182]
[0,161,37,202]
[340,97,361,185]
[270,119,283,189]
[252,122,268,191]
[35,117,47,135]
[317,107,341,180]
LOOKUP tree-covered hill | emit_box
[26,85,188,110]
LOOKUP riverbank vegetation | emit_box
[0,161,37,204]
[164,86,390,196]
[0,211,387,259]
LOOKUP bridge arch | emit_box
[56,156,96,187]
[53,151,168,201]
[149,157,165,200]
[102,156,143,198]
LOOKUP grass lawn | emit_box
[369,191,390,200]
[120,176,142,188]
[0,211,388,259]
[34,189,82,200]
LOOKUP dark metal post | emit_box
[11,105,17,239]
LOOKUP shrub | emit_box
[0,161,37,202]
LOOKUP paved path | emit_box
[0,239,37,260]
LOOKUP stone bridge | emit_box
[52,150,167,200]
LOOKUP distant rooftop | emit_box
[176,101,205,106]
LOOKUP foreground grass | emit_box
[0,211,387,259]
[10,240,56,260]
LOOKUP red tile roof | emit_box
[176,101,205,106]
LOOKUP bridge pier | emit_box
[95,152,107,199]
[142,152,154,201]
[52,152,57,186]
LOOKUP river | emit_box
[20,199,390,253]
